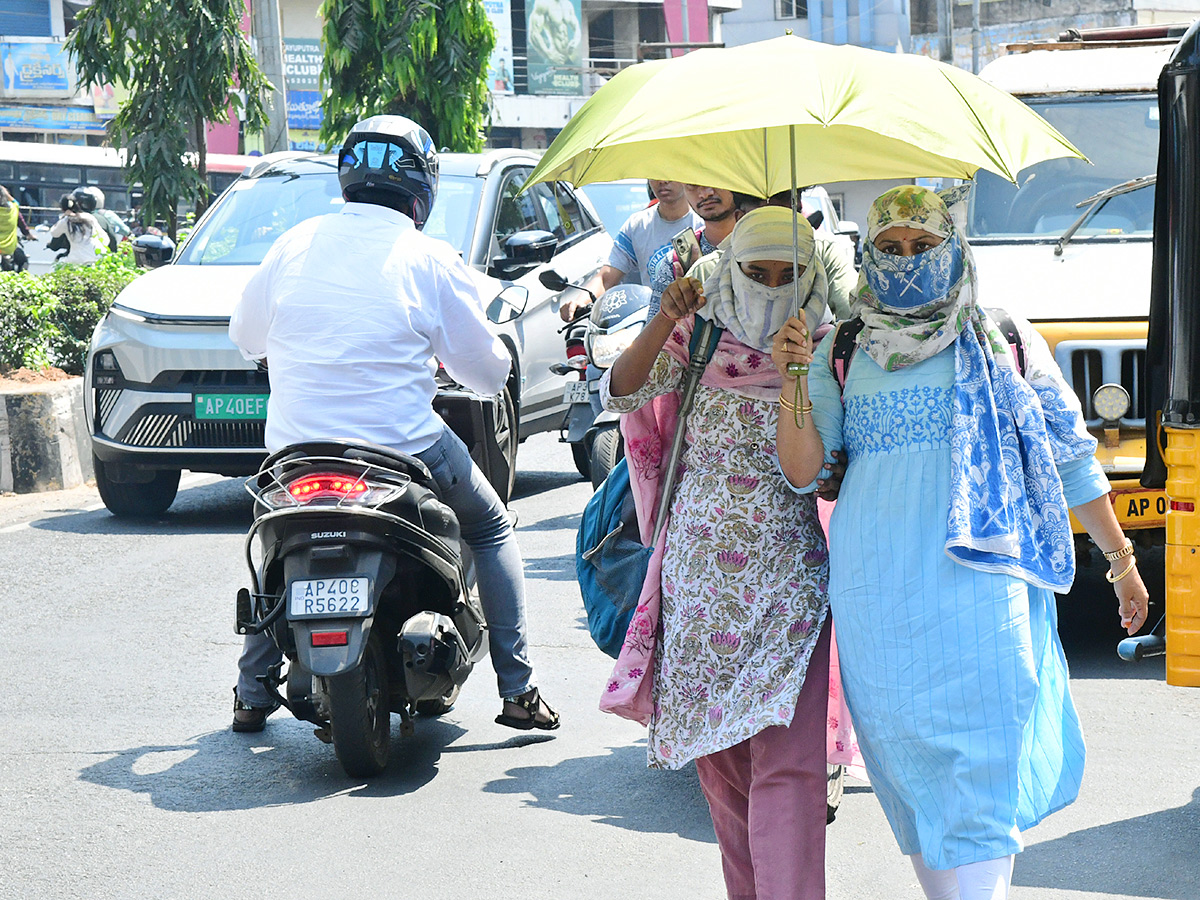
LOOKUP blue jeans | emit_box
[236,426,536,705]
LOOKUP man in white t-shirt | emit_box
[558,179,699,322]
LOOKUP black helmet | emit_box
[338,115,438,228]
[70,186,98,212]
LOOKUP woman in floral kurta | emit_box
[601,207,834,900]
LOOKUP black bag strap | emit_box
[830,309,1026,394]
[831,316,865,392]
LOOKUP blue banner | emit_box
[286,89,323,131]
[0,104,105,132]
[0,42,72,97]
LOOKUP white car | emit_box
[86,150,612,516]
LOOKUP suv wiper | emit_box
[1055,174,1156,256]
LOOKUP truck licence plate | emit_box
[288,577,371,618]
[562,381,590,403]
[194,393,268,420]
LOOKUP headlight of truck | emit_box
[1092,383,1131,422]
[588,328,639,369]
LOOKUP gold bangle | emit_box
[779,393,799,412]
[1105,555,1138,584]
[799,402,814,414]
[1102,539,1135,563]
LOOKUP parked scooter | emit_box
[234,286,528,778]
[541,270,652,487]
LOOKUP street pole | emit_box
[972,0,981,73]
[251,0,289,153]
[937,0,954,65]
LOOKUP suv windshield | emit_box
[968,94,1159,240]
[176,171,483,265]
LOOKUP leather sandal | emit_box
[232,688,280,733]
[495,688,560,731]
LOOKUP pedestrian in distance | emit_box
[227,115,559,734]
[559,179,700,323]
[774,185,1150,900]
[601,206,835,900]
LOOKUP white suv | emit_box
[86,150,611,516]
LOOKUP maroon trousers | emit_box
[694,622,831,900]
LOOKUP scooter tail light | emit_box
[259,471,408,508]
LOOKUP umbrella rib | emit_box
[936,69,1019,183]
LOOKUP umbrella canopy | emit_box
[526,35,1086,195]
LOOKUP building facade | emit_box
[0,0,109,143]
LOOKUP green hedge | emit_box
[0,249,142,376]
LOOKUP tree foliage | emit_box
[67,0,271,240]
[319,0,496,152]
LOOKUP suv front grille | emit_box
[117,411,265,448]
[1053,340,1145,427]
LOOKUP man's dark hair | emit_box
[732,191,766,213]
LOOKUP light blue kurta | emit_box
[807,331,1109,870]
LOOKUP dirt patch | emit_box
[0,367,73,386]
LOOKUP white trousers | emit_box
[909,854,1015,900]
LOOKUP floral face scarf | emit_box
[854,185,1096,589]
[702,206,830,353]
[851,185,976,372]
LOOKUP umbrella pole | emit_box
[787,125,808,427]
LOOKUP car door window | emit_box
[554,181,593,234]
[529,182,571,243]
[491,169,540,258]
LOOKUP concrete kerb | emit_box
[0,378,92,494]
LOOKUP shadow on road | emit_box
[512,464,586,501]
[77,715,486,811]
[31,478,253,536]
[1015,786,1200,898]
[482,742,717,844]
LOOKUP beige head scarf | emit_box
[702,207,829,352]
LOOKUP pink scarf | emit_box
[599,315,863,774]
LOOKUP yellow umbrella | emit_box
[525,34,1086,194]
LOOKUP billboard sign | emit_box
[283,39,324,139]
[525,0,582,95]
[0,42,73,99]
[483,0,515,95]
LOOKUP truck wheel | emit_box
[590,425,623,489]
[93,455,180,517]
[328,630,391,778]
[571,441,591,480]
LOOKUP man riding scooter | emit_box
[227,115,559,734]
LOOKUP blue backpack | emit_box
[575,318,723,657]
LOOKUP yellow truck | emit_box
[970,25,1188,558]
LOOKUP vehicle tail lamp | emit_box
[311,631,349,647]
[259,471,409,509]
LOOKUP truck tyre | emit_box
[590,425,623,489]
[93,455,180,517]
[328,630,391,778]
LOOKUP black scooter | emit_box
[235,285,527,778]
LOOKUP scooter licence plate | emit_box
[562,381,590,403]
[288,577,371,618]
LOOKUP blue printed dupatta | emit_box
[946,319,1097,591]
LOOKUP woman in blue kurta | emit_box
[770,186,1150,900]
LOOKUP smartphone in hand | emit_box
[671,227,702,275]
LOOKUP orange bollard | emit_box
[1164,425,1200,686]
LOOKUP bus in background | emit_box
[967,24,1190,577]
[0,142,257,227]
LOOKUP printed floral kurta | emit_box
[602,339,829,770]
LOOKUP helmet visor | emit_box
[339,139,424,179]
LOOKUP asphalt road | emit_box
[0,434,1196,900]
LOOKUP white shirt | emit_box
[230,202,511,455]
[49,212,105,264]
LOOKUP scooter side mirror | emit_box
[539,268,570,292]
[487,284,529,325]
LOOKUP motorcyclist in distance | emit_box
[227,115,559,734]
